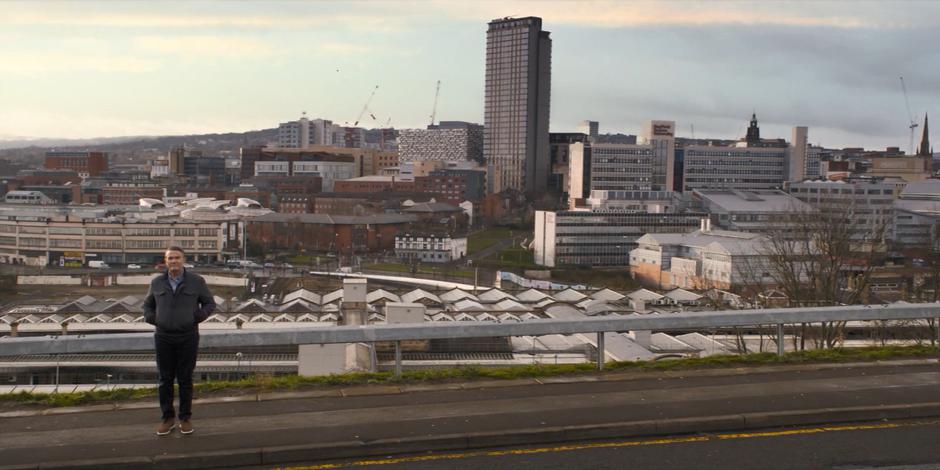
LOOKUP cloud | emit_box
[0,107,273,140]
[0,8,407,33]
[133,35,275,60]
[0,51,160,75]
[432,0,912,29]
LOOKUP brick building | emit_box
[333,176,416,194]
[44,151,109,177]
[247,213,416,254]
[277,194,315,214]
[100,182,165,205]
[414,169,485,203]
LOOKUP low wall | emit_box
[114,274,159,285]
[17,276,82,285]
[18,274,247,287]
[203,275,248,287]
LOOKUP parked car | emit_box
[88,260,110,269]
[263,262,276,269]
[127,264,142,269]
[184,263,194,268]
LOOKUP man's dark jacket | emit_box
[143,270,216,333]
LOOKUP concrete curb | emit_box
[6,402,940,470]
[1,358,936,419]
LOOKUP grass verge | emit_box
[467,227,514,254]
[2,345,936,409]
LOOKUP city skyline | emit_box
[1,0,938,151]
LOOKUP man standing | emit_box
[143,246,216,436]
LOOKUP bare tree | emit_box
[746,200,888,349]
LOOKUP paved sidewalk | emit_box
[2,360,940,469]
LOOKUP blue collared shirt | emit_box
[168,269,185,293]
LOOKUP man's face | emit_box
[165,249,185,273]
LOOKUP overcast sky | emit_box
[0,1,937,151]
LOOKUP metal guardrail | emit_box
[2,303,940,374]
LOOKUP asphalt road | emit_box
[281,419,940,470]
[2,362,939,469]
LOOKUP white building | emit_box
[4,191,54,205]
[150,159,170,179]
[277,116,333,148]
[395,234,468,263]
[292,161,356,192]
[253,160,356,191]
[630,228,772,290]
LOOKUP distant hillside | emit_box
[0,128,279,166]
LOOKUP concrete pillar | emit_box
[10,322,18,337]
[341,278,368,326]
[60,322,68,336]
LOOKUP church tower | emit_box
[745,112,761,145]
[918,113,931,156]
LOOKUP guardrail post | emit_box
[597,332,605,371]
[777,324,785,357]
[394,340,402,378]
[936,318,940,349]
[54,353,60,393]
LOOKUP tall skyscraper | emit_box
[483,17,552,195]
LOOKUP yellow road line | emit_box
[278,419,940,470]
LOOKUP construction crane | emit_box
[353,85,379,127]
[900,77,919,155]
[429,80,441,127]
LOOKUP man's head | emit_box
[164,246,186,276]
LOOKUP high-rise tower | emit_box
[483,17,552,195]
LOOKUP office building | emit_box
[567,120,675,205]
[183,155,227,186]
[789,178,901,241]
[682,115,790,192]
[484,16,551,195]
[254,160,355,192]
[533,210,704,267]
[398,121,483,163]
[549,132,588,199]
[692,189,812,233]
[577,121,599,141]
[893,179,940,250]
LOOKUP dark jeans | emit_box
[155,331,199,421]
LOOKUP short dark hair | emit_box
[165,246,186,256]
